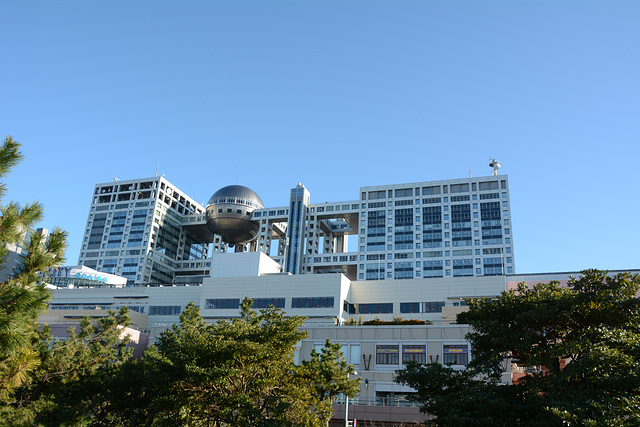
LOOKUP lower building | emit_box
[44,251,634,424]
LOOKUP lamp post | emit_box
[344,371,358,427]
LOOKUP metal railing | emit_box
[333,396,421,408]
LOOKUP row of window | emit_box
[204,297,335,310]
[375,344,469,365]
[359,265,514,280]
[362,181,506,200]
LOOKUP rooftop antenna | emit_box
[468,168,473,178]
[155,163,159,177]
[489,158,501,176]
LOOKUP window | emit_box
[479,181,499,191]
[358,303,393,314]
[291,297,334,308]
[376,345,399,365]
[148,306,181,315]
[450,183,469,193]
[403,345,426,364]
[251,298,285,309]
[205,299,240,309]
[395,188,413,197]
[350,344,361,365]
[400,302,444,313]
[422,186,440,195]
[443,345,469,365]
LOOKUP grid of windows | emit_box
[155,215,180,259]
[102,259,117,274]
[394,261,413,279]
[483,257,504,276]
[423,260,443,277]
[87,213,107,250]
[481,202,502,246]
[422,197,441,204]
[366,262,385,280]
[453,259,473,277]
[451,204,472,248]
[394,208,413,251]
[479,192,500,200]
[366,210,386,253]
[422,206,442,249]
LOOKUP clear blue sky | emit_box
[1,1,638,274]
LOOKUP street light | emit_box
[344,370,358,427]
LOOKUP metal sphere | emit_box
[205,185,264,245]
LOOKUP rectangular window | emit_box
[291,297,335,308]
[251,298,286,309]
[422,186,441,195]
[403,345,426,364]
[400,301,444,313]
[148,306,181,315]
[376,345,399,365]
[443,345,469,365]
[395,188,413,198]
[205,299,240,309]
[478,181,499,191]
[449,183,469,193]
[350,344,361,365]
[358,303,394,314]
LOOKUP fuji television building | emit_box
[46,166,533,423]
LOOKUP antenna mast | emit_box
[489,158,501,176]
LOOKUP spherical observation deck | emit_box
[205,185,264,245]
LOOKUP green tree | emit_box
[155,300,321,426]
[0,136,67,403]
[299,339,360,424]
[396,270,640,426]
[0,307,134,426]
[395,362,546,426]
[104,299,359,426]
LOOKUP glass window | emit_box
[402,345,426,364]
[350,345,361,365]
[443,345,468,365]
[376,345,399,365]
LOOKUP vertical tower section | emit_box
[285,183,310,274]
[357,175,514,281]
[78,177,209,286]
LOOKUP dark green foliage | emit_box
[300,339,360,422]
[0,136,67,404]
[0,136,135,425]
[361,317,430,325]
[2,308,134,426]
[396,270,640,426]
[102,299,358,426]
[395,362,549,426]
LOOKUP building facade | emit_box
[78,174,514,285]
[78,176,211,286]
